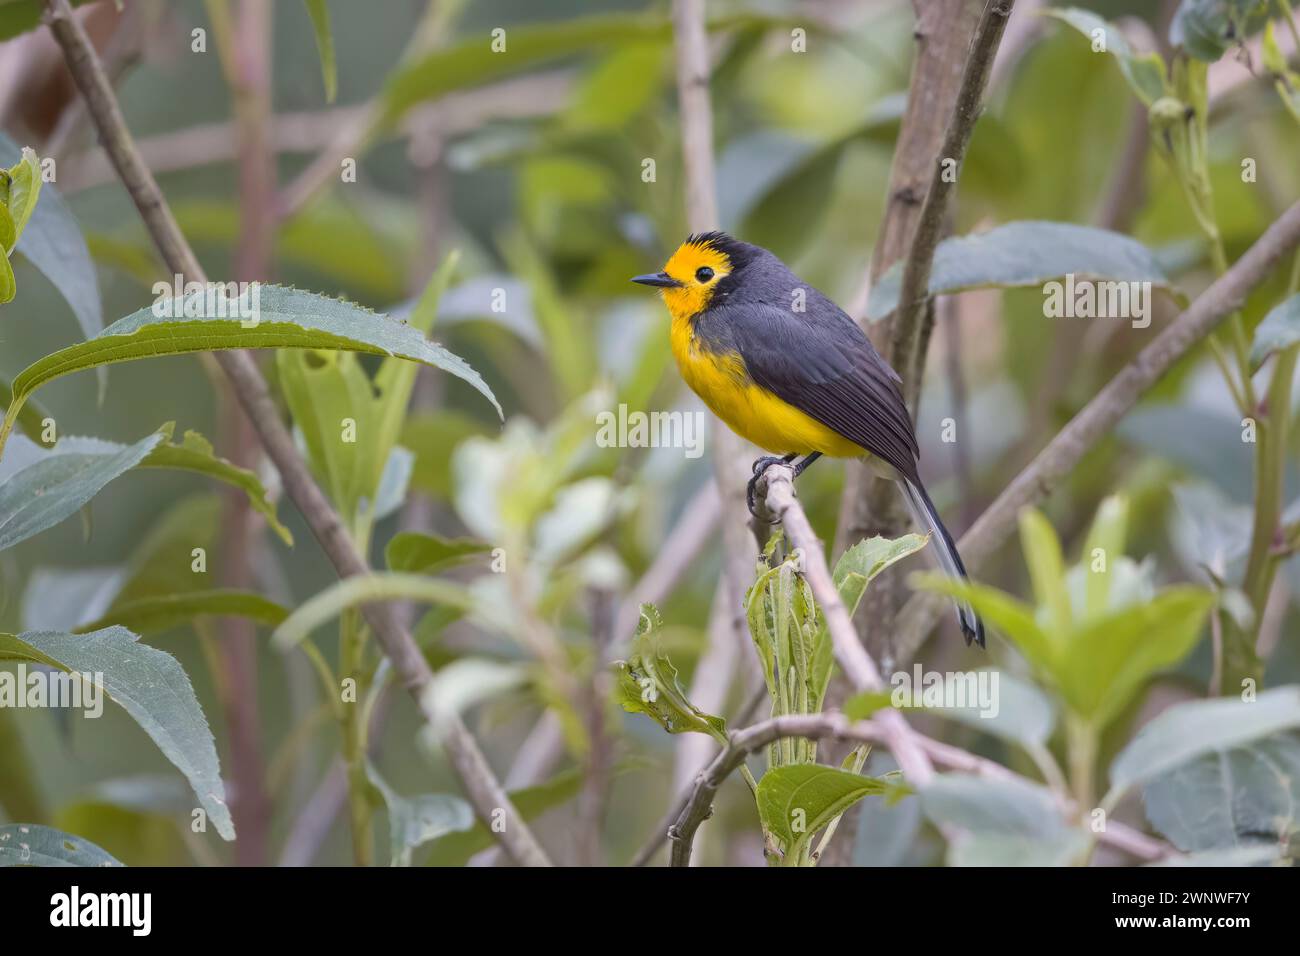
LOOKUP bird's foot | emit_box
[747,454,796,520]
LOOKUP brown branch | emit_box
[41,0,552,868]
[666,711,1170,868]
[894,200,1300,662]
[668,466,936,866]
[891,0,1016,402]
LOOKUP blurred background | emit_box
[1,0,1298,866]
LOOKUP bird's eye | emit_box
[695,266,715,283]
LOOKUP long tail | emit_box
[899,478,985,648]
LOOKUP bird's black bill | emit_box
[631,272,682,288]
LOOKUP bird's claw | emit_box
[746,456,788,521]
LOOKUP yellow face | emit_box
[638,238,732,320]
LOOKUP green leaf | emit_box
[867,221,1170,321]
[0,284,501,455]
[0,201,13,253]
[911,573,1057,673]
[816,533,927,707]
[302,0,337,103]
[272,572,474,650]
[0,245,14,305]
[920,773,1086,866]
[0,626,233,840]
[1143,733,1300,853]
[1081,495,1130,620]
[1018,508,1072,636]
[613,604,727,739]
[1,145,42,250]
[1248,293,1300,369]
[140,426,291,545]
[1170,0,1276,62]
[75,590,289,636]
[0,430,164,552]
[424,767,584,867]
[1046,8,1171,106]
[0,133,103,342]
[756,764,897,863]
[0,824,123,867]
[380,12,672,123]
[385,531,491,574]
[1060,588,1212,727]
[930,670,1058,751]
[0,0,92,41]
[0,425,290,551]
[276,348,380,520]
[366,762,474,867]
[1109,686,1300,799]
[562,42,671,131]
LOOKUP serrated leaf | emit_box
[1109,686,1300,800]
[0,626,233,840]
[0,824,122,867]
[385,531,491,574]
[614,604,727,739]
[0,284,500,454]
[756,764,897,863]
[867,221,1170,321]
[140,426,291,545]
[1248,293,1300,369]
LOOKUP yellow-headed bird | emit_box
[633,231,983,647]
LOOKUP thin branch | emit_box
[628,682,767,868]
[666,711,1170,868]
[58,72,573,193]
[894,200,1300,662]
[42,0,552,868]
[891,0,1015,405]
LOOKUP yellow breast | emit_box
[670,316,863,458]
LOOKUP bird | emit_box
[632,231,984,647]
